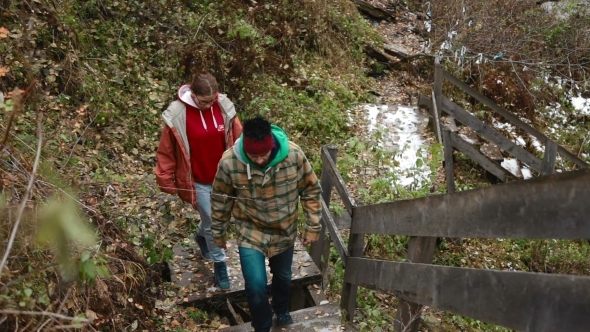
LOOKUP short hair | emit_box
[190,71,219,96]
[243,116,272,141]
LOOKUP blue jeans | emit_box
[195,183,226,262]
[238,246,294,331]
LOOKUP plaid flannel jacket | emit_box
[211,141,322,258]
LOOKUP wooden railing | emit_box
[418,58,588,188]
[310,145,590,332]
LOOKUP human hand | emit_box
[301,238,315,246]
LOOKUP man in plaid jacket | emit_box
[211,116,322,332]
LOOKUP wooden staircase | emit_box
[220,303,343,331]
[168,239,346,331]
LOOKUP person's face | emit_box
[191,92,216,109]
[246,150,272,167]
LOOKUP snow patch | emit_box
[501,158,522,177]
[362,104,431,188]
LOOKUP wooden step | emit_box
[168,239,322,307]
[219,303,344,332]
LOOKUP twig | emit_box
[0,309,89,323]
[0,108,43,273]
[36,180,98,214]
[0,122,35,153]
[510,60,536,102]
[0,81,36,152]
[35,286,74,331]
[62,117,96,168]
[192,13,209,40]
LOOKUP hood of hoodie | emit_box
[178,84,199,108]
[233,125,290,171]
[162,84,236,127]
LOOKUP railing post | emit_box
[341,206,363,321]
[442,129,456,193]
[310,145,338,275]
[394,237,437,332]
[432,56,444,143]
[542,140,558,175]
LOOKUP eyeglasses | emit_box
[192,93,216,106]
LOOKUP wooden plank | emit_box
[442,71,588,168]
[311,146,338,272]
[434,57,443,118]
[341,208,364,321]
[303,284,329,307]
[333,211,351,230]
[228,300,250,324]
[441,97,544,171]
[394,237,437,332]
[345,258,590,332]
[170,240,322,307]
[432,58,443,142]
[432,91,442,143]
[320,146,356,215]
[220,303,343,332]
[350,168,590,239]
[225,299,245,326]
[417,93,433,111]
[341,234,362,321]
[449,130,515,182]
[321,200,349,267]
[442,129,456,193]
[542,140,558,175]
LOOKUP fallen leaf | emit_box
[76,104,89,114]
[85,309,98,323]
[0,67,9,77]
[0,27,8,38]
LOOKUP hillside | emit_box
[1,0,589,331]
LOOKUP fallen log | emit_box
[351,0,396,21]
[365,44,433,69]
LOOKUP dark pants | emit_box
[238,245,294,331]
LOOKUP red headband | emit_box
[243,134,274,155]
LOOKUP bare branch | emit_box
[0,106,44,273]
[0,309,89,323]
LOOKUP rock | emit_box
[480,142,504,161]
[458,126,479,145]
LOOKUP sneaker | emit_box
[213,261,230,291]
[275,312,293,327]
[194,234,212,261]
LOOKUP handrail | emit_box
[442,70,588,168]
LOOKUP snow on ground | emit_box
[572,96,590,116]
[361,104,431,188]
[489,87,590,175]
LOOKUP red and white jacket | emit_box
[155,85,242,207]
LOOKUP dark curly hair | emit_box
[242,116,272,141]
